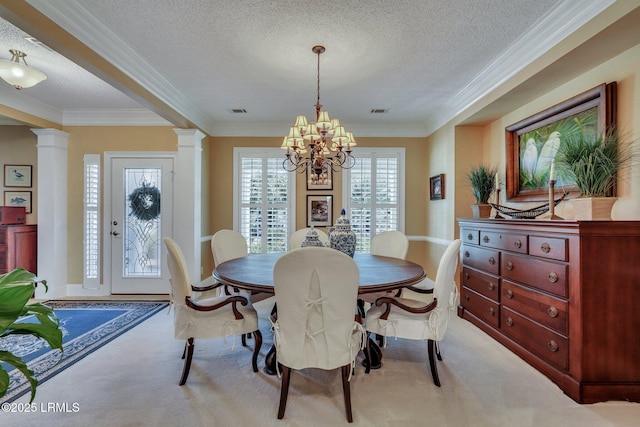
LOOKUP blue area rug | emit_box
[1,300,168,404]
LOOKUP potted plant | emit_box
[0,268,62,403]
[465,165,498,218]
[555,127,634,219]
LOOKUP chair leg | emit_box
[241,333,247,347]
[179,338,194,386]
[181,341,187,359]
[251,329,263,373]
[427,339,441,387]
[436,341,443,361]
[341,364,354,423]
[364,332,372,374]
[277,366,292,419]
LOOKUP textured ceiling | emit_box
[0,0,622,136]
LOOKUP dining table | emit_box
[213,252,426,374]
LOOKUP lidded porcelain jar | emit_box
[329,209,356,257]
[300,226,325,247]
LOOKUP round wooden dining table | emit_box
[213,252,426,374]
[213,252,426,294]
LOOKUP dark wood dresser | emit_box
[457,218,640,403]
[0,224,37,275]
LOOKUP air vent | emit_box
[370,109,388,114]
[231,109,247,114]
[24,36,54,52]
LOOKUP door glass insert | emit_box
[123,168,162,277]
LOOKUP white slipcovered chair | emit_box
[272,247,365,423]
[164,237,262,385]
[288,227,329,250]
[364,239,461,386]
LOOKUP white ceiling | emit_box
[0,0,621,136]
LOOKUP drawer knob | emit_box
[483,236,490,243]
[548,272,559,283]
[487,282,495,291]
[464,272,470,280]
[541,243,551,253]
[488,257,496,265]
[464,251,470,258]
[548,306,559,318]
[465,294,470,301]
[506,261,514,271]
[548,340,559,352]
[514,239,522,249]
[467,233,473,240]
[506,317,513,326]
[488,307,494,316]
[505,289,513,299]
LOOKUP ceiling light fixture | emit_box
[281,45,356,186]
[0,49,47,90]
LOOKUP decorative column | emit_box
[173,129,205,281]
[32,129,69,299]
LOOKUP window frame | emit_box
[233,147,296,253]
[341,147,405,253]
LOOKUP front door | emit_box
[109,156,173,294]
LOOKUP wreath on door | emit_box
[128,183,161,221]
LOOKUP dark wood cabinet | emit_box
[457,218,640,403]
[0,224,37,275]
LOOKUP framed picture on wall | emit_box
[4,191,32,213]
[430,174,444,200]
[306,167,333,190]
[4,164,32,187]
[307,195,332,227]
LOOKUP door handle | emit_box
[110,231,120,236]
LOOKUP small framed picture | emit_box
[430,174,445,200]
[307,195,332,227]
[4,164,32,187]
[306,167,333,190]
[4,191,32,213]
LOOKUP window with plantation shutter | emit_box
[83,154,101,288]
[234,148,295,253]
[342,148,405,253]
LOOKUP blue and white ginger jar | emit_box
[300,226,325,247]
[329,209,356,257]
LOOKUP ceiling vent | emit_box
[24,37,54,52]
[231,108,247,114]
[370,109,388,114]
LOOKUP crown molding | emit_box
[0,85,63,123]
[422,0,616,135]
[62,108,172,126]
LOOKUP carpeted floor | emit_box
[1,296,638,426]
[1,300,168,404]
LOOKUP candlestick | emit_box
[493,188,502,219]
[548,180,562,220]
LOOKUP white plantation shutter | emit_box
[343,148,404,253]
[234,148,295,253]
[83,154,100,288]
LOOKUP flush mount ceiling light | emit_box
[281,45,356,186]
[0,49,47,90]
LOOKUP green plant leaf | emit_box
[0,350,38,403]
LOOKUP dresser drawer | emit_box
[461,287,499,328]
[462,228,479,245]
[502,253,568,298]
[529,235,567,261]
[502,280,567,335]
[462,245,500,275]
[480,230,528,254]
[501,306,568,371]
[462,266,499,303]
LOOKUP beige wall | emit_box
[0,125,38,223]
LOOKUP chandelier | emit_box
[281,45,356,184]
[0,50,47,90]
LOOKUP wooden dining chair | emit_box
[364,239,461,386]
[164,237,262,385]
[272,247,365,423]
